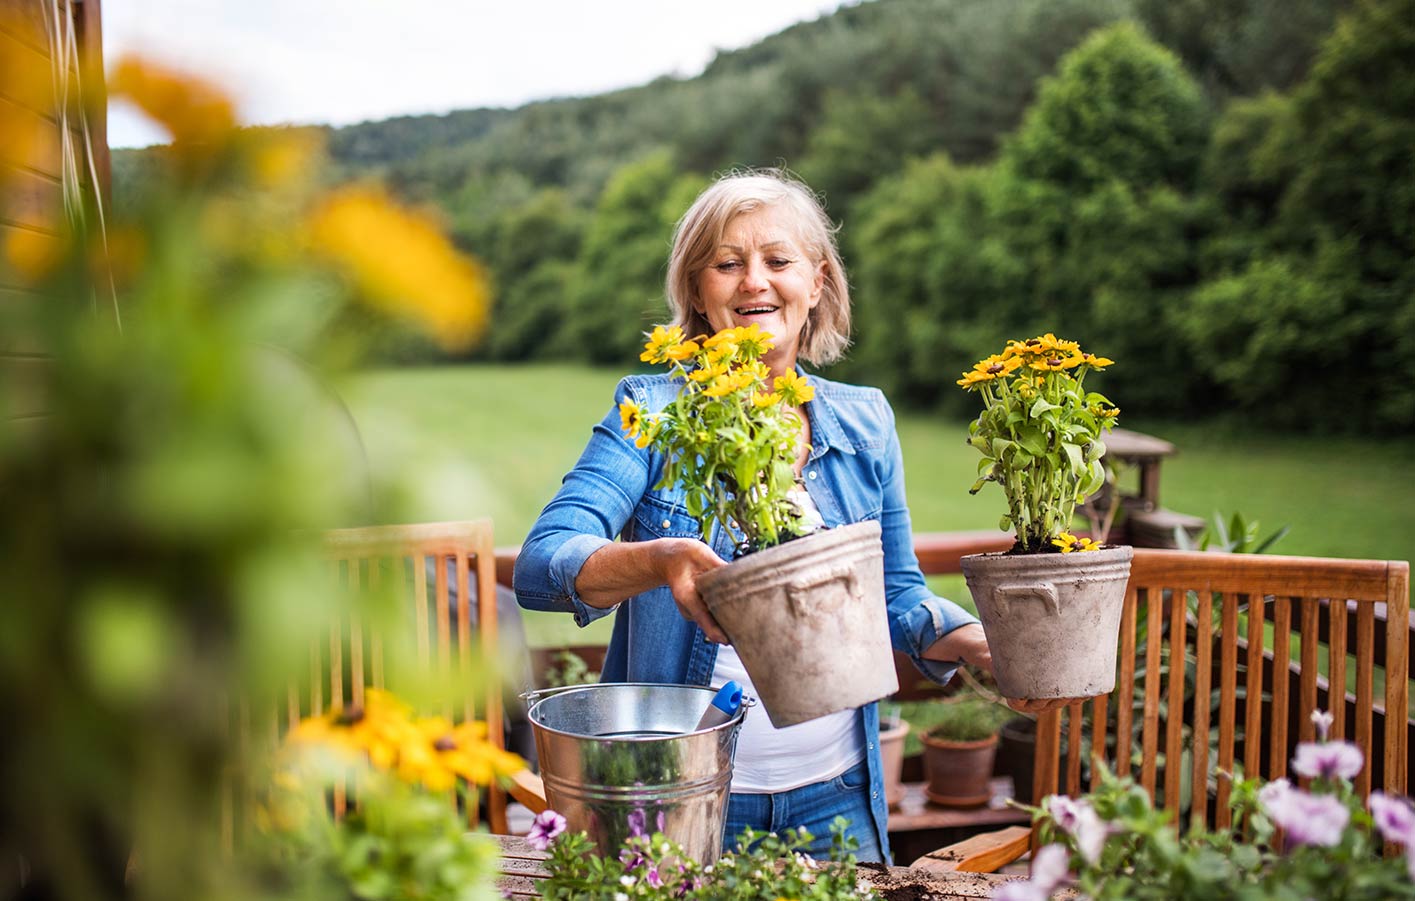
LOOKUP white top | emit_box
[710,484,864,793]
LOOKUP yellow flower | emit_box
[665,338,700,361]
[774,370,815,405]
[1051,532,1103,553]
[689,362,728,383]
[108,55,237,150]
[619,399,643,437]
[635,415,659,448]
[1035,332,1080,355]
[733,324,775,359]
[703,374,739,398]
[956,354,1021,387]
[641,325,686,364]
[250,127,324,188]
[753,391,782,408]
[1028,354,1073,372]
[307,187,490,350]
[1081,353,1115,369]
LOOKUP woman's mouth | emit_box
[734,305,779,318]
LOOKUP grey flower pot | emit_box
[962,545,1133,699]
[696,520,898,727]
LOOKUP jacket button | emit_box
[807,471,817,480]
[662,519,671,529]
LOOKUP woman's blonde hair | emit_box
[664,169,851,367]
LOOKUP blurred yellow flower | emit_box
[733,324,775,359]
[753,391,782,408]
[308,187,490,350]
[108,55,236,150]
[250,128,324,188]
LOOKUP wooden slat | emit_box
[1140,587,1162,799]
[0,0,63,53]
[1298,599,1319,747]
[912,826,1032,874]
[1065,702,1082,796]
[1,165,61,234]
[1115,589,1137,777]
[435,550,451,679]
[369,558,385,689]
[1269,597,1292,781]
[1034,709,1061,803]
[1355,604,1375,799]
[1244,594,1266,781]
[0,96,62,176]
[1191,588,1213,830]
[1090,692,1108,794]
[1164,584,1186,817]
[1130,551,1395,604]
[412,553,430,664]
[1328,597,1348,740]
[0,30,59,110]
[1216,592,1239,828]
[1385,563,1410,796]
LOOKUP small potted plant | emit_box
[919,692,1017,808]
[624,325,897,727]
[957,334,1131,700]
[879,702,911,809]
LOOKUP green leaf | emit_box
[1029,397,1060,417]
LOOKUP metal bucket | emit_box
[524,683,748,864]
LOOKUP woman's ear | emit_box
[809,259,827,307]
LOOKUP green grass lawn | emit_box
[344,364,1415,647]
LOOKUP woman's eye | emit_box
[714,261,742,272]
[767,258,793,269]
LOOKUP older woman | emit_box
[515,170,1017,863]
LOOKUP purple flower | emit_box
[990,844,1069,901]
[1259,781,1349,847]
[628,809,647,838]
[1047,796,1111,864]
[1370,792,1415,844]
[1292,740,1364,782]
[527,809,567,851]
[1310,709,1334,741]
[644,865,663,888]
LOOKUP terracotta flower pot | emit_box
[921,731,999,808]
[696,521,898,728]
[879,719,910,809]
[962,545,1133,699]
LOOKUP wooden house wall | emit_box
[1,0,107,418]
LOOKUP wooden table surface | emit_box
[483,834,1025,899]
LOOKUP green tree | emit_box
[558,152,704,363]
[1004,21,1210,191]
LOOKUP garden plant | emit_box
[995,710,1415,900]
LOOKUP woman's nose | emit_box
[740,261,769,293]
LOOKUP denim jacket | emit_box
[513,370,980,859]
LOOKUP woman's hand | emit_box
[575,538,730,642]
[656,538,731,644]
[923,623,1083,713]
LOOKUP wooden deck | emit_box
[483,834,1027,899]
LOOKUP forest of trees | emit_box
[116,0,1415,432]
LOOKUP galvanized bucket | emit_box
[524,683,748,864]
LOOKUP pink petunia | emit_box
[1369,792,1415,844]
[1292,741,1364,782]
[527,809,567,851]
[1259,781,1349,847]
[990,844,1069,901]
[1047,796,1111,864]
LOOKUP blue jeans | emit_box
[723,760,885,863]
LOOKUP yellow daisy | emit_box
[619,399,643,437]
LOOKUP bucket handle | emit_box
[518,684,588,706]
[785,562,861,618]
[992,582,1061,617]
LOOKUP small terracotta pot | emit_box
[920,732,998,808]
[879,720,910,809]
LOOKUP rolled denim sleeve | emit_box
[513,377,652,627]
[875,397,980,685]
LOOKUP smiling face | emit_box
[692,205,826,377]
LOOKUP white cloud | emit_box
[104,0,849,147]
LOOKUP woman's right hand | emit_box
[575,537,730,643]
[654,538,731,644]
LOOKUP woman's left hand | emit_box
[923,623,1082,713]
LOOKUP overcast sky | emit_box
[104,0,851,148]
